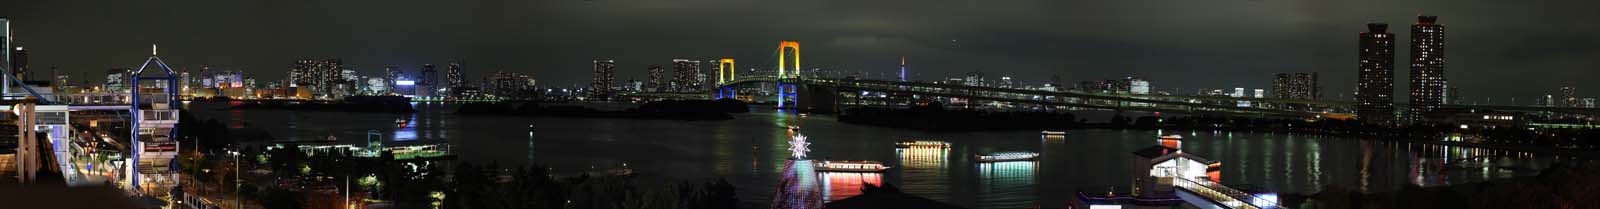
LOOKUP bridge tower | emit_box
[776,41,800,108]
[128,45,181,195]
[716,58,737,99]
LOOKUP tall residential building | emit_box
[646,65,665,92]
[419,64,437,97]
[1357,23,1397,126]
[1560,86,1578,107]
[384,65,401,94]
[591,60,616,99]
[1408,16,1446,123]
[1272,72,1320,100]
[291,59,342,96]
[671,59,700,92]
[419,64,437,86]
[447,61,465,96]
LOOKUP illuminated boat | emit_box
[895,140,951,148]
[814,160,891,172]
[1040,130,1068,136]
[975,152,1039,162]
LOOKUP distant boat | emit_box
[895,140,951,149]
[975,152,1039,162]
[814,160,890,172]
[1040,130,1068,136]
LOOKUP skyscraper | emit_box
[1409,16,1446,123]
[1358,23,1397,126]
[420,64,437,86]
[646,65,665,92]
[591,60,616,100]
[447,61,465,97]
[1561,86,1578,107]
[419,64,437,97]
[384,65,401,94]
[671,59,700,92]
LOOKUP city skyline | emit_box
[1,0,1598,101]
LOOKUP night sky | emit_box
[2,0,1596,102]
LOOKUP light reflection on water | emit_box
[192,103,1563,208]
[821,172,882,202]
[976,161,1038,208]
[895,146,949,201]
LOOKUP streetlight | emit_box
[229,151,240,209]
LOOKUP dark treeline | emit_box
[1292,161,1600,209]
[457,99,749,121]
[226,96,417,113]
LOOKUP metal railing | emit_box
[1172,177,1281,209]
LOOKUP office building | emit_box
[591,60,615,100]
[1358,23,1397,126]
[1409,16,1446,123]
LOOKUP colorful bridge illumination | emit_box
[718,58,736,84]
[777,41,800,79]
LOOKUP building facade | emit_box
[447,61,465,97]
[1272,72,1320,100]
[1560,86,1578,107]
[646,65,665,92]
[291,59,342,97]
[1409,16,1446,124]
[1358,23,1397,126]
[591,60,616,100]
[671,59,700,92]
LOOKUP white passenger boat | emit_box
[895,140,951,148]
[975,152,1039,162]
[814,160,891,172]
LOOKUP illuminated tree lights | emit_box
[789,134,811,159]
